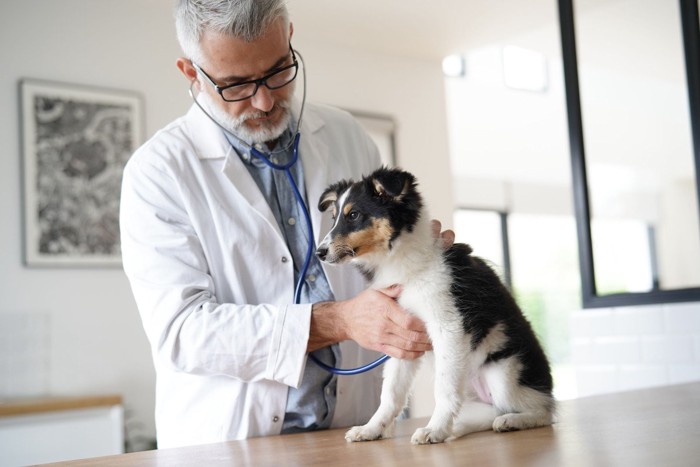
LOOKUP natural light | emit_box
[453,209,580,400]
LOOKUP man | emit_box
[120,0,442,448]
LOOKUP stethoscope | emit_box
[189,48,389,375]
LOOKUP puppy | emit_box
[316,167,555,445]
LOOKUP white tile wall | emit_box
[570,301,700,397]
[0,312,50,398]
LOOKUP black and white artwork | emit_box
[20,79,143,266]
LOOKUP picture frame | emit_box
[19,79,144,267]
[350,110,397,167]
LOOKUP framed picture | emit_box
[350,110,397,167]
[19,79,144,267]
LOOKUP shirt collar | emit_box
[224,125,295,168]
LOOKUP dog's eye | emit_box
[347,211,360,221]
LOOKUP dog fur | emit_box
[316,167,555,445]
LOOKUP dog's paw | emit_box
[410,426,448,445]
[493,414,521,432]
[345,424,386,443]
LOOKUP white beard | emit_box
[197,85,294,145]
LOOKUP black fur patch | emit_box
[365,167,423,241]
[443,244,553,394]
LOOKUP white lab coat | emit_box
[120,101,384,448]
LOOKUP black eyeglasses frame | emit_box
[193,43,298,103]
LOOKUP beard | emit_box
[197,84,295,146]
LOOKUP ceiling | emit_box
[288,0,696,186]
[288,0,563,61]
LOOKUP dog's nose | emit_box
[316,246,328,261]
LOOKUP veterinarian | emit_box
[120,0,449,448]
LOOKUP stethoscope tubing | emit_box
[251,141,391,375]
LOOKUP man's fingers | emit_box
[442,229,455,248]
[431,219,442,239]
[378,284,403,300]
[352,286,433,358]
[387,306,428,334]
[379,341,428,360]
[431,219,455,248]
[382,314,432,352]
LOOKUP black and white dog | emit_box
[316,167,555,445]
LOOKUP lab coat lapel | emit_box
[298,107,331,247]
[186,105,283,240]
[222,153,284,241]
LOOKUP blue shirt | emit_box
[225,128,341,433]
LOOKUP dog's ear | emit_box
[318,190,338,213]
[318,179,353,213]
[371,168,416,201]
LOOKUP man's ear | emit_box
[176,58,199,85]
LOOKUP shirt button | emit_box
[271,157,279,164]
[307,274,316,283]
[287,217,296,226]
[281,256,288,263]
[273,416,280,423]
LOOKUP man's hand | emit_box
[431,219,455,249]
[309,286,432,359]
[308,219,453,358]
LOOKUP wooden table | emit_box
[42,383,700,466]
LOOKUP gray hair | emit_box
[175,0,289,64]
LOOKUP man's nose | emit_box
[251,85,274,112]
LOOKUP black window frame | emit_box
[558,0,700,308]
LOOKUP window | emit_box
[591,219,656,295]
[454,208,580,399]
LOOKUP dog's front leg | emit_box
[345,357,420,442]
[411,333,465,444]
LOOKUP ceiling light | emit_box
[442,54,466,78]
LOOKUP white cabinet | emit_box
[0,395,124,466]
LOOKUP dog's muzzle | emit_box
[316,245,329,262]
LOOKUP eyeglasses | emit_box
[193,44,298,102]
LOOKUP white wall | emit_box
[0,0,184,448]
[291,36,452,223]
[0,0,451,446]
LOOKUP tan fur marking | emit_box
[319,192,338,218]
[399,179,410,199]
[373,178,386,197]
[371,178,410,200]
[344,218,394,257]
[343,203,354,217]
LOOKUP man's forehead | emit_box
[198,20,289,77]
